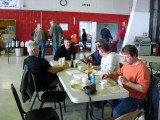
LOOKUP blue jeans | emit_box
[52,42,61,59]
[108,97,144,118]
[116,39,124,53]
[36,40,46,58]
[83,41,87,51]
[3,42,7,53]
[103,39,110,46]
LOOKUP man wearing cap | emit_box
[100,24,113,45]
[82,39,103,66]
[49,21,63,59]
[117,26,126,53]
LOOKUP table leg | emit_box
[86,102,89,120]
[8,47,9,64]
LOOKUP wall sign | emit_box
[0,0,20,9]
[59,24,68,31]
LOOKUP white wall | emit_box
[20,0,132,15]
[123,0,150,46]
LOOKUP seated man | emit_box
[86,44,120,76]
[54,37,75,61]
[82,39,103,66]
[101,45,150,118]
[24,41,69,88]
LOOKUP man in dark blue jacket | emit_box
[100,24,113,45]
[82,39,103,66]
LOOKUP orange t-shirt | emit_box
[117,61,150,99]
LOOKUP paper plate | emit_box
[70,84,86,91]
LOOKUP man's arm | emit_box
[49,26,53,38]
[101,72,119,79]
[48,63,69,74]
[118,76,144,93]
[54,47,62,61]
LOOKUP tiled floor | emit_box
[0,52,159,120]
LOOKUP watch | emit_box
[60,0,67,6]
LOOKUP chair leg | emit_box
[40,102,44,108]
[102,101,104,119]
[64,101,66,112]
[30,95,37,110]
[58,102,63,120]
[54,102,56,109]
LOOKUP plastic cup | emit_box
[100,80,106,89]
[78,66,83,71]
[82,77,88,84]
[61,57,65,65]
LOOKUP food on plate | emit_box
[111,85,120,90]
[71,84,86,90]
[106,80,117,86]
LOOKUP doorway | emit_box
[79,21,97,53]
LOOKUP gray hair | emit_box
[27,41,39,53]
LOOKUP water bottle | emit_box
[90,72,95,84]
[70,54,74,68]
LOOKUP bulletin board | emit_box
[96,23,118,40]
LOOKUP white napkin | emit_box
[70,79,81,85]
[73,73,88,79]
[66,70,82,75]
[107,86,126,93]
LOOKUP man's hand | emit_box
[85,69,92,74]
[100,74,108,79]
[63,62,69,69]
[58,58,62,62]
[82,54,87,63]
[118,76,128,85]
[88,56,93,61]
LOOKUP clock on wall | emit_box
[60,0,67,6]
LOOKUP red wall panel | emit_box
[0,10,129,43]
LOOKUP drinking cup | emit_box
[100,80,106,89]
[82,77,88,84]
[61,57,65,64]
[78,66,83,71]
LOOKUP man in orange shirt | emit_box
[101,45,150,118]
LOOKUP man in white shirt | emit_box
[86,44,120,76]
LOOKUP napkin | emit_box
[107,86,126,93]
[66,70,82,75]
[70,79,81,85]
[73,73,88,79]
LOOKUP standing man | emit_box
[101,45,150,118]
[82,28,87,51]
[54,37,75,61]
[100,24,113,45]
[49,21,63,59]
[116,26,126,53]
[34,23,48,58]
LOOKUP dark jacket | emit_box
[100,28,113,40]
[87,50,102,66]
[20,65,35,103]
[144,74,159,120]
[54,45,75,61]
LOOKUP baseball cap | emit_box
[95,39,104,43]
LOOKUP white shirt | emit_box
[96,52,120,75]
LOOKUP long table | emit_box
[52,61,129,119]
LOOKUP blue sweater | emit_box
[87,50,102,66]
